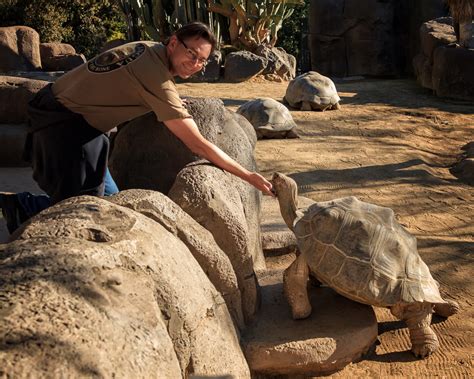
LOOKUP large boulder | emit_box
[109,98,257,193]
[413,17,456,89]
[0,76,48,123]
[39,42,76,58]
[254,45,296,81]
[0,26,41,72]
[40,42,86,71]
[0,196,250,377]
[224,51,267,82]
[108,189,245,329]
[109,98,264,324]
[169,163,264,324]
[419,18,456,60]
[431,45,474,101]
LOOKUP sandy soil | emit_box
[1,78,472,376]
[178,78,474,377]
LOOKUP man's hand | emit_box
[247,172,274,197]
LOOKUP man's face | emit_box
[167,35,212,79]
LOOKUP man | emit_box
[0,22,273,234]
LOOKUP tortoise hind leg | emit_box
[434,300,459,318]
[391,302,438,358]
[283,253,311,319]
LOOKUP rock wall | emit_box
[308,0,448,77]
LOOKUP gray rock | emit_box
[243,271,377,376]
[413,53,434,89]
[419,18,456,60]
[110,98,265,324]
[224,51,267,82]
[41,54,86,72]
[450,158,474,185]
[432,45,474,101]
[169,164,264,324]
[254,45,296,81]
[40,43,76,60]
[1,196,250,377]
[108,189,245,330]
[0,26,42,72]
[0,76,48,123]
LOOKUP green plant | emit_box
[276,0,308,58]
[0,0,127,58]
[117,0,222,43]
[207,0,304,50]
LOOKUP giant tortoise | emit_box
[236,97,298,139]
[271,172,459,358]
[284,71,340,111]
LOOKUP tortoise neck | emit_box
[278,185,298,232]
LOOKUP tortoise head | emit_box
[271,172,299,230]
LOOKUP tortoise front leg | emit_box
[434,300,459,318]
[390,302,438,358]
[283,253,311,319]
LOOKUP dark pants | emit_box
[19,84,118,218]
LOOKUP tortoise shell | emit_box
[294,196,444,306]
[237,98,298,139]
[284,71,340,111]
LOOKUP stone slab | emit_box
[243,269,378,376]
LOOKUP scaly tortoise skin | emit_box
[237,97,298,139]
[284,71,341,111]
[271,172,459,358]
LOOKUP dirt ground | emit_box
[178,78,474,377]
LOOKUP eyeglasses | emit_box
[177,36,208,67]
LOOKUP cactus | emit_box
[207,0,303,49]
[117,0,302,50]
[118,0,221,42]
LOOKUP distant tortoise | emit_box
[284,71,340,111]
[271,172,459,358]
[236,97,299,139]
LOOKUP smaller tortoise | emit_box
[284,71,341,111]
[271,172,459,358]
[237,98,299,139]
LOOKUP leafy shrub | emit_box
[276,0,309,59]
[0,0,126,58]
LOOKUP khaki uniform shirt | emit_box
[52,42,190,132]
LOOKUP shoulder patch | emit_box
[88,43,146,73]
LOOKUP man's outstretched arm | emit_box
[164,117,274,196]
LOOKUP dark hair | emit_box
[174,22,217,52]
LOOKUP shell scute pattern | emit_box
[236,97,298,139]
[294,196,444,305]
[284,71,341,110]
